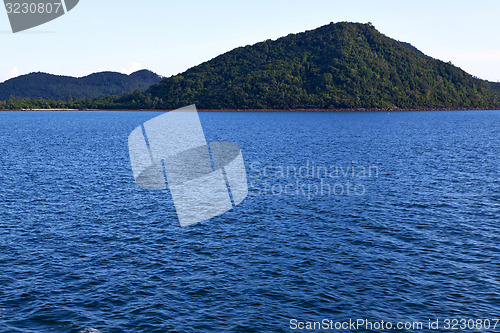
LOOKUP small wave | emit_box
[79,329,102,333]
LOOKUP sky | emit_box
[1,0,500,83]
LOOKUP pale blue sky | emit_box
[1,0,500,82]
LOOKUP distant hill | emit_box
[0,70,163,100]
[144,22,499,109]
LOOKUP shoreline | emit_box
[1,107,499,112]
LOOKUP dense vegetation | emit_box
[146,22,499,109]
[0,70,162,101]
[0,89,162,110]
[1,22,499,110]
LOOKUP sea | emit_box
[0,110,499,332]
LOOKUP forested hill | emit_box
[0,70,162,100]
[146,22,499,109]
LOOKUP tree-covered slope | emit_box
[147,22,499,109]
[0,70,162,100]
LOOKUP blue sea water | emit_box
[0,110,499,333]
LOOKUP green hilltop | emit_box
[144,22,499,109]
